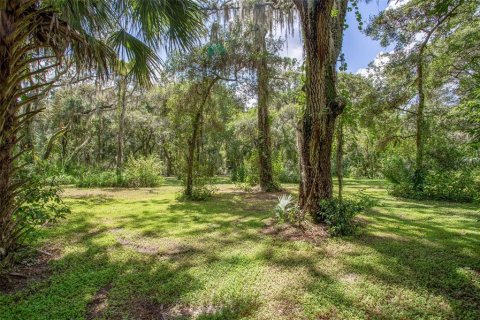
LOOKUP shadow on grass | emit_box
[66,194,116,206]
[3,181,480,319]
[2,216,264,319]
[345,205,480,319]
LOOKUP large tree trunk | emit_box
[255,4,277,192]
[414,56,425,190]
[116,76,127,182]
[294,0,347,215]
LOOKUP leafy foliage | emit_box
[1,161,70,268]
[387,168,480,203]
[314,194,377,236]
[178,181,218,201]
[75,156,164,188]
[383,140,480,203]
[124,155,165,188]
[76,171,118,188]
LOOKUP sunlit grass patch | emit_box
[1,179,479,319]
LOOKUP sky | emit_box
[159,1,397,74]
[281,0,393,73]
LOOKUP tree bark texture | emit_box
[294,0,347,215]
[255,4,277,192]
[414,53,426,190]
[0,2,21,264]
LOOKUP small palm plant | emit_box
[274,194,295,223]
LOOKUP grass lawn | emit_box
[1,179,479,319]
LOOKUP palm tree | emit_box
[0,0,203,266]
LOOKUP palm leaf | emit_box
[109,29,161,87]
[123,0,205,50]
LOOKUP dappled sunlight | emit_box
[1,180,479,319]
[2,0,477,319]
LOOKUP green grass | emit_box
[1,179,479,319]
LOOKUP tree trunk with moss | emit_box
[294,0,347,216]
[414,53,426,191]
[255,4,277,192]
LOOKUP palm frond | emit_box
[109,29,161,87]
[116,0,205,51]
[44,0,204,82]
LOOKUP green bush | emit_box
[383,154,480,203]
[235,182,254,192]
[382,156,412,185]
[231,164,246,182]
[178,184,218,201]
[54,173,77,185]
[190,185,217,200]
[76,170,118,188]
[123,155,165,187]
[424,170,479,202]
[272,156,299,183]
[35,164,77,186]
[277,169,300,183]
[389,170,480,203]
[244,152,260,186]
[75,156,164,188]
[314,195,376,236]
[3,160,70,268]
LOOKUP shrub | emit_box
[273,157,300,184]
[277,169,300,184]
[231,164,246,182]
[389,170,480,203]
[74,156,165,188]
[423,170,479,202]
[3,160,69,268]
[314,195,376,236]
[244,152,260,186]
[54,173,77,185]
[190,184,217,200]
[235,182,254,192]
[123,155,165,187]
[382,156,412,185]
[76,170,117,188]
[383,155,480,203]
[178,184,218,201]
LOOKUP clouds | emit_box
[386,0,411,10]
[267,1,409,74]
[282,42,303,62]
[356,51,391,77]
